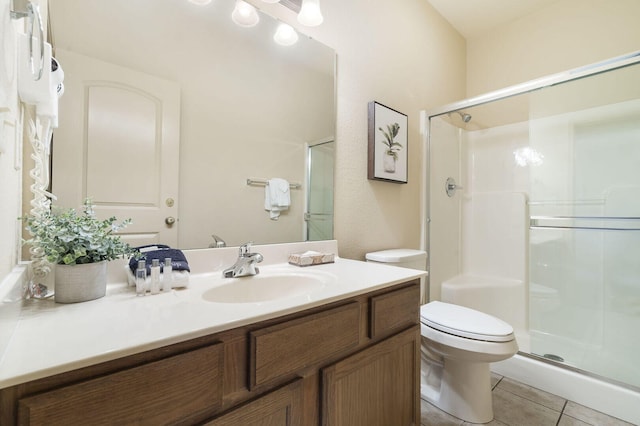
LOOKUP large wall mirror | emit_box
[45,0,335,250]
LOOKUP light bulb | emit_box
[188,0,212,5]
[297,0,323,27]
[273,23,298,46]
[232,0,260,27]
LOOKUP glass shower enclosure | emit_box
[426,51,640,391]
[305,140,334,241]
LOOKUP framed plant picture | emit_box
[367,101,408,183]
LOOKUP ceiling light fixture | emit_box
[273,23,298,46]
[297,0,323,27]
[231,0,260,27]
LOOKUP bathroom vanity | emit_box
[0,242,424,425]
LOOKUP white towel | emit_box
[264,178,291,220]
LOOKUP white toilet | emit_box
[420,301,518,423]
[366,249,518,424]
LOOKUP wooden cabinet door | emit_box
[205,379,303,426]
[321,326,420,426]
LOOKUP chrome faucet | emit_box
[223,242,263,278]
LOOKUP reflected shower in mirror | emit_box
[46,0,335,250]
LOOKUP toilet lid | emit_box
[420,301,514,342]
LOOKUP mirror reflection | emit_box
[47,0,336,249]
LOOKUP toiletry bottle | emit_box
[135,260,147,296]
[162,257,172,292]
[150,258,160,294]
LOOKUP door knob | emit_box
[165,216,176,226]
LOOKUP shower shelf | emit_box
[530,216,640,231]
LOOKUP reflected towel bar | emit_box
[246,178,301,189]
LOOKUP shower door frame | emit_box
[420,50,640,288]
[304,137,335,242]
[420,50,640,393]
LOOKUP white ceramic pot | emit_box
[383,153,396,172]
[54,260,108,303]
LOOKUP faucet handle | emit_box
[211,234,226,248]
[239,241,253,256]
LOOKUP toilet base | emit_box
[422,357,494,424]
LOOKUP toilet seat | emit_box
[420,301,514,343]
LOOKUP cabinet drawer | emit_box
[369,282,419,339]
[18,343,223,426]
[250,302,360,388]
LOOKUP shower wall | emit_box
[461,122,529,280]
[429,119,530,302]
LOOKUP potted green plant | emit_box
[23,199,134,303]
[379,122,403,173]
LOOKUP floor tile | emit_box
[563,401,634,426]
[490,372,503,390]
[419,373,630,426]
[420,398,464,426]
[558,414,592,426]
[462,419,509,426]
[496,377,566,411]
[492,387,561,426]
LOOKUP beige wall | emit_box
[256,0,467,260]
[328,1,466,260]
[467,0,640,97]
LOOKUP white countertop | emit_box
[0,241,426,389]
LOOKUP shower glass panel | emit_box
[428,55,640,392]
[528,63,640,389]
[305,140,334,241]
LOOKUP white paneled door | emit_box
[52,49,180,247]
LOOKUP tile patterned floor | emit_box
[420,373,634,426]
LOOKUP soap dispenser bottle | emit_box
[162,257,172,292]
[135,260,146,296]
[150,258,160,294]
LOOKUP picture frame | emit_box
[367,101,408,183]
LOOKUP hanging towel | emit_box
[264,178,291,220]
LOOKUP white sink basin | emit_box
[202,269,334,304]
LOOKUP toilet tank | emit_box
[365,249,428,303]
[365,249,427,270]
